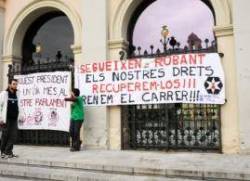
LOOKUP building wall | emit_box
[0,5,4,90]
[233,0,250,154]
[0,0,246,153]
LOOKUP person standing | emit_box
[65,88,84,151]
[0,79,23,158]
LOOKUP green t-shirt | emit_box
[71,96,84,122]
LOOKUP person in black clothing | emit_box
[0,79,22,158]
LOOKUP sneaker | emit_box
[1,153,6,159]
[7,153,18,158]
[75,140,82,151]
[70,147,77,152]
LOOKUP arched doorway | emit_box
[22,11,74,66]
[4,1,81,145]
[121,0,221,151]
[11,11,74,145]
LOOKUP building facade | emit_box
[0,0,249,154]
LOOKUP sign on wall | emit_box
[15,72,71,132]
[75,53,225,106]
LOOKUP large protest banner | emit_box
[75,53,225,106]
[15,72,71,132]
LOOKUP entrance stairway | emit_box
[0,146,250,180]
[0,162,198,181]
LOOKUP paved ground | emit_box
[10,145,250,174]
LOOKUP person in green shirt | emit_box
[65,88,84,151]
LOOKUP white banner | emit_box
[15,72,71,132]
[75,53,225,106]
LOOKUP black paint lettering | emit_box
[189,66,196,76]
[152,93,159,102]
[205,66,214,76]
[112,72,120,81]
[158,68,165,78]
[99,73,105,81]
[175,91,182,101]
[173,67,180,76]
[160,92,167,101]
[143,70,150,79]
[167,91,173,101]
[85,74,92,83]
[121,93,127,103]
[106,95,113,104]
[180,67,188,76]
[182,91,188,101]
[142,92,150,102]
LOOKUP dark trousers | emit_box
[69,120,83,150]
[1,118,18,155]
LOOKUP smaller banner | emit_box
[15,71,71,132]
[75,53,225,106]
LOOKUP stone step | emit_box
[0,157,249,181]
[0,162,199,181]
[1,146,250,180]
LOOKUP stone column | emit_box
[214,25,240,154]
[233,0,250,154]
[108,39,128,150]
[0,1,5,90]
[71,44,82,66]
[1,55,22,88]
[81,0,109,149]
[71,44,84,142]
